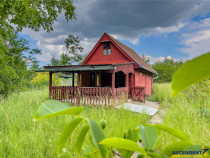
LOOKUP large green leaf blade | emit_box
[86,119,108,158]
[139,125,158,150]
[162,141,193,156]
[100,137,147,155]
[127,128,139,142]
[33,100,83,121]
[171,52,210,96]
[154,124,190,141]
[58,117,84,154]
[120,128,140,158]
[74,125,90,153]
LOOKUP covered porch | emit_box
[36,63,145,106]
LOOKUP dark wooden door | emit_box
[90,72,95,87]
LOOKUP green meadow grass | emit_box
[0,82,209,157]
[149,82,210,151]
[0,87,150,158]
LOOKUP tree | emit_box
[152,58,184,83]
[0,0,75,50]
[0,0,76,95]
[0,35,41,95]
[141,53,151,64]
[49,34,84,66]
[64,34,84,64]
[50,56,60,66]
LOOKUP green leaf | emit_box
[99,137,147,155]
[154,124,190,141]
[33,100,83,121]
[120,128,139,158]
[127,128,139,142]
[171,52,210,96]
[74,125,90,153]
[58,117,84,154]
[163,141,193,157]
[139,125,158,150]
[86,119,108,158]
[148,151,168,158]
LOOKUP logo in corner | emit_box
[201,146,209,156]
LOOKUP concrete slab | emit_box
[116,103,158,116]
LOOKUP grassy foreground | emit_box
[0,87,149,157]
[149,82,210,151]
[0,82,209,157]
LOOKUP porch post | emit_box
[112,70,116,105]
[125,73,129,100]
[49,72,52,99]
[77,72,80,105]
[72,72,74,87]
[131,74,134,99]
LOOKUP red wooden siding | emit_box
[85,42,131,65]
[145,74,152,95]
[134,70,152,95]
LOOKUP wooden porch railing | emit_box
[50,86,145,106]
[50,86,114,106]
[129,86,145,102]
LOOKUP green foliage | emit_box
[0,0,75,44]
[86,119,108,158]
[149,82,209,154]
[139,125,158,150]
[30,72,61,87]
[34,100,208,157]
[153,124,190,141]
[171,52,210,96]
[33,100,83,121]
[99,119,107,129]
[152,58,184,83]
[0,88,149,157]
[0,0,76,95]
[58,118,84,154]
[141,53,151,64]
[0,35,41,95]
[49,34,84,66]
[74,125,90,153]
[100,137,146,155]
[162,141,193,157]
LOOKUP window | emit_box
[103,49,107,55]
[103,43,111,55]
[108,48,111,55]
[104,43,110,48]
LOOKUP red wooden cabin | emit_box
[37,33,157,106]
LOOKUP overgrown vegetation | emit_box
[0,87,150,157]
[0,0,76,96]
[1,82,208,157]
[152,58,184,83]
[149,82,210,151]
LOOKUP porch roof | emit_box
[35,65,116,72]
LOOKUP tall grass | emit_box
[0,87,150,157]
[149,82,210,151]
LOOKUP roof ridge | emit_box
[106,33,157,74]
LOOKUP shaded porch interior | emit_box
[37,64,145,105]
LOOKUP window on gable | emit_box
[103,49,107,55]
[103,43,111,55]
[108,48,111,55]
